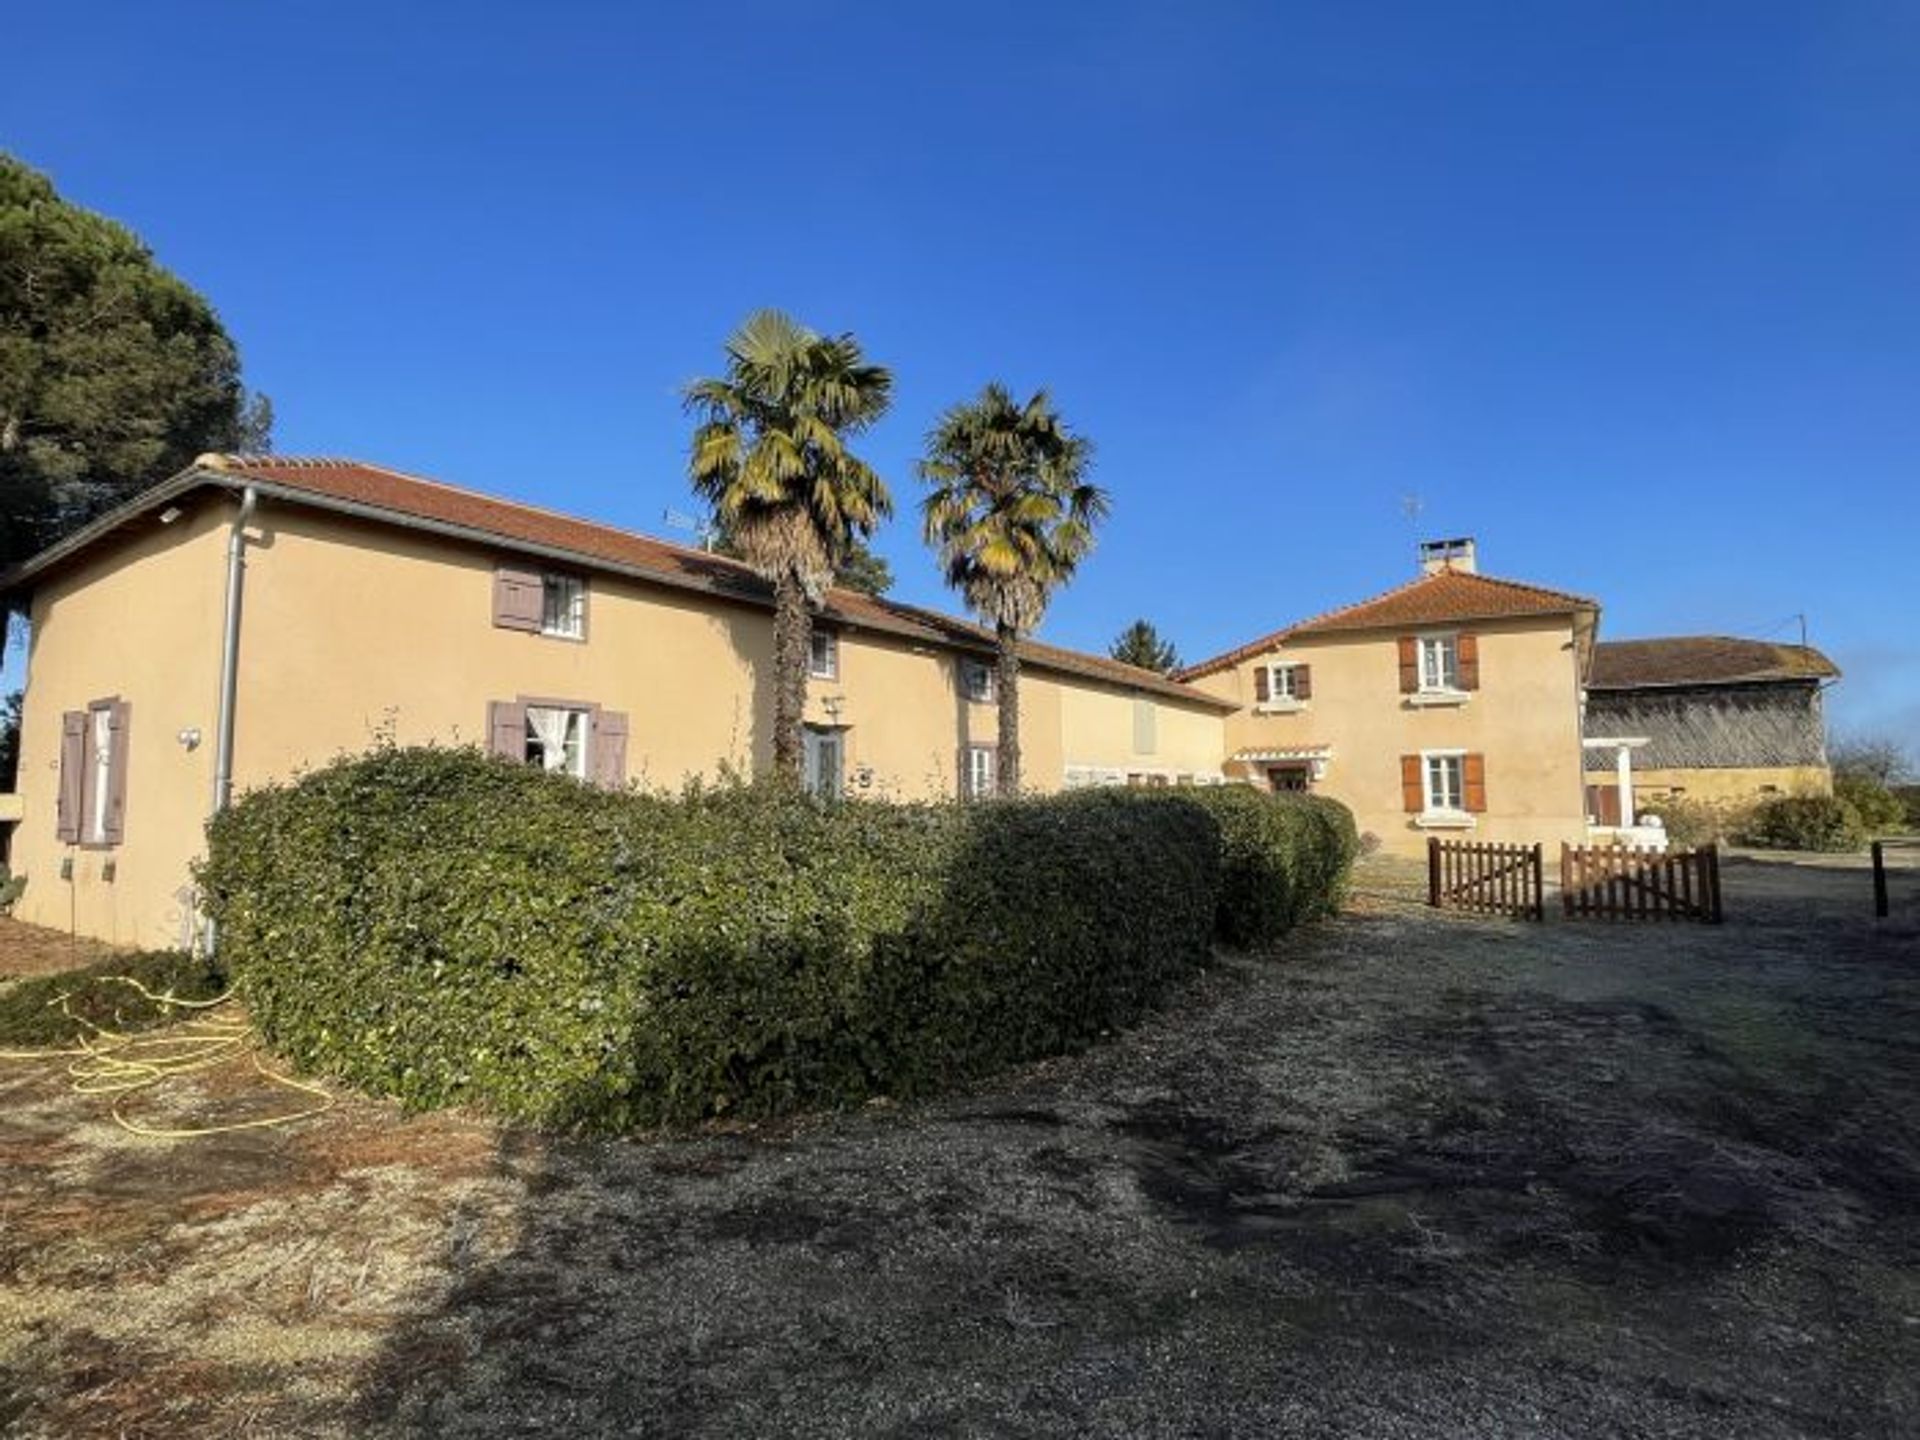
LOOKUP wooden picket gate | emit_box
[1560,842,1724,924]
[1427,838,1545,920]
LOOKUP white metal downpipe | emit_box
[202,485,257,956]
[211,485,257,817]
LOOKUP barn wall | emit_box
[1583,682,1830,773]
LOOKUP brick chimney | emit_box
[1418,537,1477,575]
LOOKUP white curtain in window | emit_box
[526,706,576,774]
[90,708,113,841]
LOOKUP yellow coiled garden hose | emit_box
[0,975,333,1138]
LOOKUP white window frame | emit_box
[1418,634,1459,692]
[808,629,839,681]
[964,743,997,799]
[87,706,114,844]
[1416,748,1474,829]
[524,704,590,779]
[1259,662,1307,712]
[540,574,587,640]
[960,660,995,705]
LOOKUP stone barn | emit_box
[1582,636,1839,823]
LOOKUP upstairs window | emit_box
[809,629,840,680]
[1419,635,1459,692]
[961,660,996,704]
[1256,662,1312,705]
[541,575,586,639]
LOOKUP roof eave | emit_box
[3,465,1233,712]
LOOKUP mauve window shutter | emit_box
[1400,755,1423,812]
[1457,633,1481,691]
[103,701,131,845]
[1294,665,1312,700]
[1464,753,1488,812]
[493,564,543,632]
[1254,666,1270,703]
[592,711,629,790]
[487,701,527,761]
[1397,637,1419,693]
[56,711,86,842]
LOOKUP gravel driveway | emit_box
[2,852,1916,1438]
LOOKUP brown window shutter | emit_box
[103,701,131,845]
[1294,664,1312,700]
[1400,755,1423,812]
[487,700,528,760]
[1457,633,1480,691]
[1254,666,1270,703]
[56,711,86,843]
[1397,636,1419,693]
[493,564,544,632]
[1464,753,1488,813]
[592,711,629,790]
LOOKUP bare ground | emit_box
[2,852,1917,1439]
[0,916,119,981]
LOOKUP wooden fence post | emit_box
[1427,836,1441,908]
[1873,841,1889,920]
[1704,844,1724,924]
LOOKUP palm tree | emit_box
[685,310,893,780]
[919,384,1107,795]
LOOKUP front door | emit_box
[1267,764,1310,793]
[803,726,844,800]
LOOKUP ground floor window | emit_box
[1424,752,1465,812]
[964,744,996,799]
[525,705,589,779]
[805,726,845,800]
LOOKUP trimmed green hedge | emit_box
[1742,794,1866,853]
[200,748,1240,1130]
[0,949,224,1049]
[1176,786,1360,947]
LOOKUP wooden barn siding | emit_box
[1584,682,1829,771]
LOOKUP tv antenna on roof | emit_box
[662,507,719,552]
[1399,492,1424,526]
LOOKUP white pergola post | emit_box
[1614,744,1635,829]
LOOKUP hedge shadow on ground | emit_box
[334,856,1920,1440]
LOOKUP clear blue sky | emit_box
[6,3,1916,740]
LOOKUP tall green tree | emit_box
[1111,619,1180,673]
[685,310,893,780]
[0,153,270,571]
[920,384,1107,795]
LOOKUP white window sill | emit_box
[1406,689,1471,708]
[1254,699,1307,714]
[1414,810,1477,830]
[538,629,586,644]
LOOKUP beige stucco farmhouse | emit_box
[0,460,1836,951]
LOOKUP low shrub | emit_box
[0,864,24,914]
[1641,797,1754,849]
[1741,794,1866,853]
[1834,774,1907,834]
[1895,785,1920,832]
[1177,786,1360,947]
[0,949,224,1049]
[199,748,1231,1130]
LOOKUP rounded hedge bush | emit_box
[1174,786,1360,947]
[1741,793,1866,853]
[200,748,1263,1130]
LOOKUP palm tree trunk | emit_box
[996,622,1021,796]
[771,570,810,781]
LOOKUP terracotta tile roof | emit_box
[1175,567,1598,681]
[12,453,1230,710]
[1588,636,1839,690]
